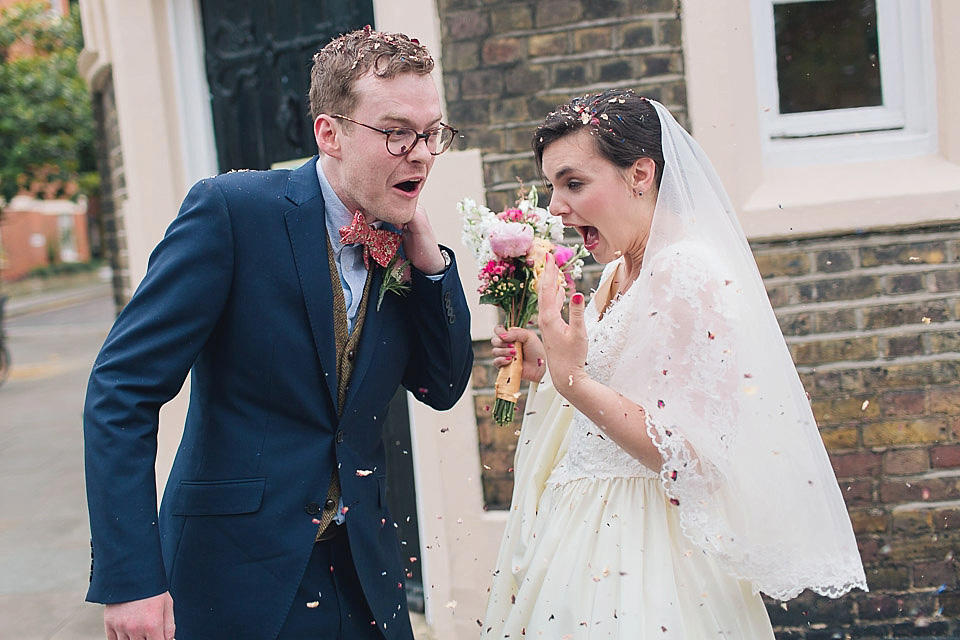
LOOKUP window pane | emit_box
[774,0,882,114]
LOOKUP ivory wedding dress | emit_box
[482,100,866,639]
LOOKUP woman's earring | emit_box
[633,190,643,197]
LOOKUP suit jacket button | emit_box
[324,498,336,510]
[336,430,344,444]
[305,502,321,515]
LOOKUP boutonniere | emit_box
[339,211,412,310]
[378,252,412,310]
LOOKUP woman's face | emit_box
[541,129,655,266]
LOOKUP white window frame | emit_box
[751,0,938,167]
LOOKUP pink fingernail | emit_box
[572,293,584,304]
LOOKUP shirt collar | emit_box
[316,160,353,256]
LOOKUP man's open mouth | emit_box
[394,178,422,193]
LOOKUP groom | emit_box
[83,28,473,640]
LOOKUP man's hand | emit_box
[401,205,446,275]
[104,592,175,640]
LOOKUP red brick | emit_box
[482,37,524,66]
[913,559,959,588]
[831,451,883,478]
[929,387,960,414]
[882,448,930,475]
[934,508,960,532]
[932,444,960,469]
[840,479,873,506]
[857,537,881,563]
[881,390,926,417]
[881,476,960,503]
[448,10,490,40]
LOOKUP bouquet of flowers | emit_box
[459,185,587,425]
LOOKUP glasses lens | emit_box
[431,127,455,155]
[387,129,417,156]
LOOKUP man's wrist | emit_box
[419,248,450,276]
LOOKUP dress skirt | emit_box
[485,474,776,639]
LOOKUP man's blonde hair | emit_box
[309,26,434,121]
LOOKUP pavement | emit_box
[0,280,436,639]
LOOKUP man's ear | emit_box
[630,157,658,194]
[314,115,341,158]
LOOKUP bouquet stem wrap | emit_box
[493,339,523,426]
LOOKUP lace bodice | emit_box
[547,284,658,485]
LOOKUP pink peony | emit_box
[553,245,575,267]
[489,221,534,258]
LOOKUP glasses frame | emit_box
[330,114,459,157]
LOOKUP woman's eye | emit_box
[567,181,583,190]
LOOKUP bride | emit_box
[482,90,867,639]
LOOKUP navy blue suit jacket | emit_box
[83,157,474,639]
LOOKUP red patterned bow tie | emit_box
[339,211,403,269]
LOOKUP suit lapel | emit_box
[283,157,339,409]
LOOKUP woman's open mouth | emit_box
[577,226,600,251]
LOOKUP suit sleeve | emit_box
[83,178,234,604]
[402,246,474,410]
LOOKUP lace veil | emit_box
[607,100,868,600]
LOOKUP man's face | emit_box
[325,71,442,226]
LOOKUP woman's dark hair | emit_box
[533,89,664,189]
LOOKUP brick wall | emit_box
[438,0,685,211]
[471,224,960,637]
[438,0,685,506]
[439,1,959,636]
[755,224,960,639]
[91,72,131,310]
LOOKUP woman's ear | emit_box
[314,115,341,158]
[629,157,658,194]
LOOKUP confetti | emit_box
[861,400,870,411]
[657,399,665,408]
[921,316,931,324]
[445,600,458,609]
[356,469,373,477]
[440,427,449,433]
[307,601,319,608]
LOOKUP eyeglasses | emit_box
[331,114,458,157]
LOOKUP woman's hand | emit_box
[492,325,546,383]
[537,253,589,395]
